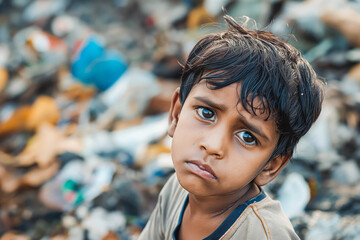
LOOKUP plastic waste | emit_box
[277,172,310,219]
[0,157,59,193]
[0,164,22,193]
[51,15,82,38]
[82,207,125,240]
[21,160,60,186]
[67,226,84,240]
[27,96,60,129]
[12,0,32,8]
[141,1,188,29]
[22,0,70,23]
[62,215,77,229]
[99,67,160,119]
[346,48,360,62]
[16,123,80,167]
[0,106,31,137]
[304,38,334,63]
[204,0,232,16]
[270,0,328,41]
[77,67,160,134]
[145,78,179,115]
[152,54,183,79]
[12,27,68,78]
[71,34,128,91]
[4,76,29,99]
[187,4,216,29]
[39,159,116,211]
[341,75,360,101]
[293,104,341,168]
[331,160,360,185]
[305,213,341,240]
[0,44,10,67]
[14,27,67,60]
[93,178,142,215]
[143,153,174,186]
[136,140,172,167]
[113,0,130,8]
[82,113,169,161]
[322,7,360,48]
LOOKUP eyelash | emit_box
[195,106,215,121]
[236,131,258,146]
[195,106,258,146]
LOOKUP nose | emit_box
[199,127,227,159]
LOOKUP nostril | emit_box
[213,151,224,159]
[199,143,224,159]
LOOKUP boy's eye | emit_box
[236,131,257,146]
[196,107,215,121]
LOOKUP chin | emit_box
[176,172,216,195]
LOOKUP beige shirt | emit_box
[139,174,300,240]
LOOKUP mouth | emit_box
[185,161,217,180]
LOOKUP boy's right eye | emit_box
[196,107,215,121]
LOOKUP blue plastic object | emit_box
[71,35,128,91]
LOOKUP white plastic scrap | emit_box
[277,172,311,219]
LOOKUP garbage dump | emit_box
[0,0,360,239]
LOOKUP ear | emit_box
[168,87,182,137]
[254,153,291,186]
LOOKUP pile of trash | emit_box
[0,0,359,239]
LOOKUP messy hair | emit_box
[179,15,325,160]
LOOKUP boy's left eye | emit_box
[196,107,215,121]
[236,131,257,146]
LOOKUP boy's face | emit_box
[168,81,289,198]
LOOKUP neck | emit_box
[187,183,260,218]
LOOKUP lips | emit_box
[185,160,217,180]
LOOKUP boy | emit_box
[139,15,324,240]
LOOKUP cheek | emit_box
[170,121,188,161]
[220,149,268,176]
[173,111,199,140]
[170,113,200,160]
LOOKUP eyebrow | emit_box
[194,96,270,142]
[239,114,270,142]
[194,96,227,111]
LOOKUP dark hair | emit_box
[179,15,325,160]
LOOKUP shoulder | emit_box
[138,173,187,240]
[226,195,300,240]
[159,172,187,204]
[158,173,188,235]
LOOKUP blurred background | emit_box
[0,0,359,239]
